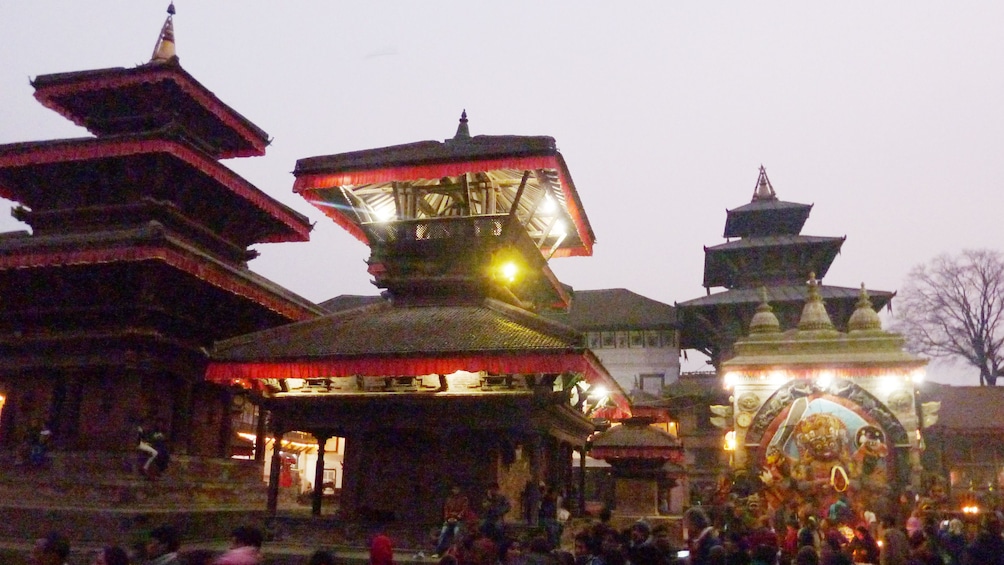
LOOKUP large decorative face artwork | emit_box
[794,413,847,462]
[758,398,891,513]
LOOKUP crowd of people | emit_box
[423,497,1004,565]
[29,524,268,565]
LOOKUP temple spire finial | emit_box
[453,109,471,140]
[798,272,836,332]
[749,286,781,334]
[752,165,776,202]
[150,3,178,64]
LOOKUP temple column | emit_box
[578,444,587,515]
[341,433,363,520]
[266,412,286,516]
[171,378,193,456]
[311,431,331,516]
[254,404,267,463]
[527,434,543,525]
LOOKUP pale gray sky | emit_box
[2,2,1002,384]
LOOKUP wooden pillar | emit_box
[254,404,267,464]
[266,413,285,516]
[341,433,364,520]
[578,444,587,515]
[312,432,331,517]
[527,434,543,526]
[171,379,193,456]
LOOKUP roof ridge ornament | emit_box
[751,165,777,202]
[150,3,178,64]
[848,282,883,332]
[749,287,781,334]
[453,109,471,140]
[797,272,835,331]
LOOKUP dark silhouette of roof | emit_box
[539,288,676,331]
[213,297,584,360]
[923,383,1004,432]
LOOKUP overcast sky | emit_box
[2,2,1002,384]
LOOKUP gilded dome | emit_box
[797,273,835,331]
[749,287,781,334]
[848,283,883,332]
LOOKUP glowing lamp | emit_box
[500,262,518,283]
[723,430,736,451]
[723,372,738,389]
[816,371,834,390]
[589,385,609,399]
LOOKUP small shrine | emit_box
[590,417,684,518]
[208,112,630,525]
[717,278,936,524]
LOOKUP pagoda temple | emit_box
[0,4,323,535]
[207,113,631,525]
[717,280,932,523]
[676,167,895,367]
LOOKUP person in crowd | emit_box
[750,543,778,565]
[436,485,470,556]
[962,511,1004,565]
[684,507,721,565]
[307,550,337,565]
[797,516,821,554]
[479,483,512,548]
[214,525,263,564]
[92,546,130,565]
[819,534,851,565]
[144,525,182,565]
[523,536,557,565]
[539,485,562,550]
[780,519,801,565]
[847,524,880,565]
[879,515,908,565]
[31,532,70,565]
[794,546,820,565]
[626,520,662,565]
[370,531,395,565]
[939,519,966,565]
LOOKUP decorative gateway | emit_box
[717,280,934,522]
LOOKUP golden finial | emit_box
[151,3,177,64]
[749,286,781,334]
[798,272,835,332]
[848,283,883,332]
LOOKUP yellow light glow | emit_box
[589,385,609,399]
[723,372,738,389]
[724,430,736,451]
[374,206,396,222]
[769,371,788,387]
[880,375,902,396]
[501,262,518,282]
[911,369,926,384]
[552,219,567,237]
[816,371,834,390]
[542,196,557,214]
[963,505,980,514]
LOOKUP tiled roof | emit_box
[295,135,558,174]
[923,383,1004,432]
[213,297,584,361]
[676,284,894,309]
[539,288,676,331]
[318,294,385,313]
[704,235,845,252]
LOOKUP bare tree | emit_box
[894,249,1004,386]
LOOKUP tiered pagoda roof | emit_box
[0,5,323,340]
[208,114,629,419]
[677,167,894,365]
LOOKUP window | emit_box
[639,373,665,393]
[629,331,644,348]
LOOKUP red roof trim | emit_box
[0,246,317,321]
[0,138,309,243]
[206,350,630,418]
[33,67,267,158]
[293,155,594,254]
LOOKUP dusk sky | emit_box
[3,3,1002,384]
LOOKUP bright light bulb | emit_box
[589,386,608,399]
[501,262,518,282]
[542,196,557,213]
